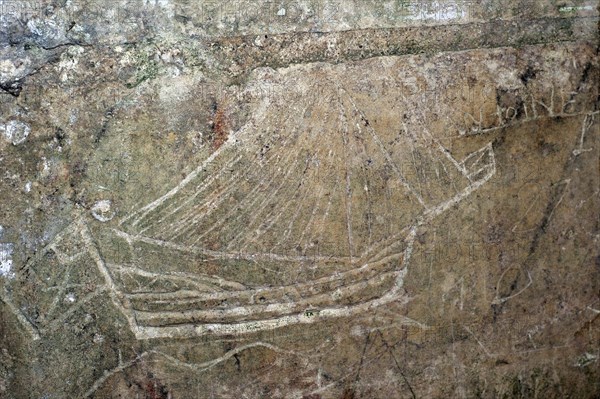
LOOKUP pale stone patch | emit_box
[91,200,115,222]
[1,120,31,146]
[0,242,15,279]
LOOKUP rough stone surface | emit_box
[0,1,599,398]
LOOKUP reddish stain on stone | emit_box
[142,373,170,399]
[212,102,229,150]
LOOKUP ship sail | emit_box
[4,63,496,340]
[117,76,490,280]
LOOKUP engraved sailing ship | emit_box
[3,67,496,340]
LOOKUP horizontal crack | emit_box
[205,16,598,77]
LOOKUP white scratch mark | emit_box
[573,113,595,156]
[492,269,533,305]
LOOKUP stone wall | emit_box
[0,1,598,398]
